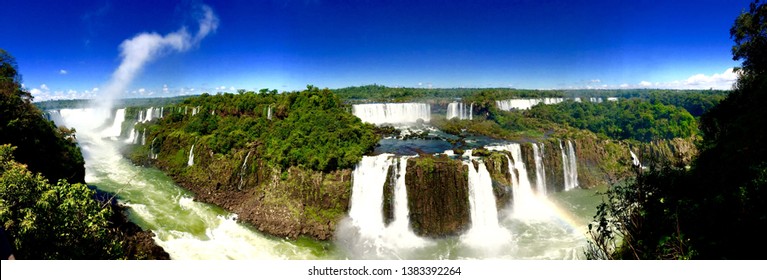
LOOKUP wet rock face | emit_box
[483,152,513,210]
[405,155,470,237]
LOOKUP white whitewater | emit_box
[532,143,547,196]
[103,108,126,139]
[352,103,431,125]
[495,98,564,111]
[461,158,512,250]
[446,102,473,120]
[560,140,579,190]
[267,105,273,120]
[187,144,195,167]
[51,108,317,260]
[630,149,642,168]
[125,128,137,144]
[238,151,251,190]
[144,107,154,122]
[141,128,146,146]
[487,144,552,220]
[341,154,427,259]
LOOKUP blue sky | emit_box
[0,0,753,100]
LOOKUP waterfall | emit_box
[532,143,547,196]
[630,149,642,168]
[160,107,164,118]
[138,110,144,122]
[187,144,195,167]
[103,108,125,139]
[461,157,511,248]
[466,161,500,231]
[487,143,551,220]
[347,154,392,243]
[125,128,136,144]
[144,107,154,122]
[239,151,251,190]
[389,156,414,234]
[141,128,146,146]
[446,102,472,120]
[343,154,427,258]
[560,140,579,190]
[495,98,564,111]
[267,105,272,120]
[352,103,431,125]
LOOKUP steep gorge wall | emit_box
[131,137,351,241]
[403,155,470,237]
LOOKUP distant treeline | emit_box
[34,95,196,111]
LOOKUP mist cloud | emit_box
[97,4,219,109]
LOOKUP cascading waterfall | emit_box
[341,154,427,259]
[388,156,420,239]
[188,144,195,167]
[532,143,547,196]
[267,105,273,120]
[103,108,126,139]
[487,144,543,219]
[446,102,473,120]
[144,107,154,122]
[461,157,511,249]
[238,151,251,190]
[141,128,146,146]
[125,128,137,144]
[160,107,164,118]
[51,108,319,260]
[560,140,579,190]
[630,149,642,168]
[352,103,431,125]
[495,98,564,111]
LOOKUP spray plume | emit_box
[95,4,219,112]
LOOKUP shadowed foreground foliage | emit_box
[587,0,767,259]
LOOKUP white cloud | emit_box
[59,69,68,75]
[229,86,235,91]
[96,4,219,108]
[138,88,146,94]
[590,79,601,83]
[40,84,49,90]
[163,84,169,93]
[619,83,629,88]
[630,68,738,90]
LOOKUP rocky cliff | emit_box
[403,155,470,237]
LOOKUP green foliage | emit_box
[135,86,379,172]
[588,0,767,259]
[0,49,85,183]
[526,99,698,142]
[0,145,124,259]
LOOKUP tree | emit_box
[731,0,767,76]
[587,0,767,259]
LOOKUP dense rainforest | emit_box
[587,0,767,259]
[134,86,380,172]
[0,50,167,259]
